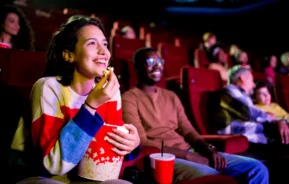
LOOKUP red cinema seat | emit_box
[194,48,210,68]
[7,49,46,98]
[181,66,248,154]
[0,48,9,82]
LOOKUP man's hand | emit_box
[277,121,289,144]
[184,152,209,166]
[207,151,227,172]
[200,144,227,172]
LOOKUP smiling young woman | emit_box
[13,15,140,184]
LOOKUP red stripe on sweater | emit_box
[32,114,65,156]
[32,101,124,157]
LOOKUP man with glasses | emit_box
[121,47,268,184]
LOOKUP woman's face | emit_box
[3,13,20,36]
[238,52,248,64]
[269,55,277,68]
[208,35,216,46]
[217,49,228,63]
[69,25,111,79]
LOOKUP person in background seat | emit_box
[215,65,289,160]
[254,80,289,123]
[0,4,34,50]
[122,47,269,184]
[279,52,289,75]
[120,25,136,39]
[199,32,219,63]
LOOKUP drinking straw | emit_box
[161,140,164,157]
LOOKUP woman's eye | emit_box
[88,41,96,45]
[9,18,15,23]
[103,42,108,47]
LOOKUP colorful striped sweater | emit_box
[30,76,138,176]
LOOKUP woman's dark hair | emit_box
[0,5,34,50]
[44,15,105,86]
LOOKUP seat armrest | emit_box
[120,146,160,178]
[201,134,249,154]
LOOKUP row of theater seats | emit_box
[110,35,250,153]
[20,4,264,75]
[16,4,266,74]
[0,48,46,98]
[0,32,288,112]
[1,38,289,154]
[2,44,289,183]
[19,5,194,52]
[106,19,263,73]
[0,48,241,183]
[110,19,188,49]
[0,47,249,154]
[112,35,233,92]
[111,35,289,111]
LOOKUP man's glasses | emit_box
[146,58,165,67]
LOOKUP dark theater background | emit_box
[30,0,289,55]
[1,0,288,55]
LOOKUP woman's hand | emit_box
[106,124,140,156]
[267,112,276,120]
[85,67,120,111]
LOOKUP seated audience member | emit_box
[208,47,229,81]
[216,65,289,146]
[229,44,240,61]
[120,25,136,39]
[263,55,277,85]
[233,51,251,69]
[0,4,34,50]
[199,32,220,63]
[254,81,289,122]
[14,15,140,184]
[279,52,289,75]
[122,47,269,184]
[229,44,240,56]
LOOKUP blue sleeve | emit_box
[124,146,141,161]
[60,105,104,164]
